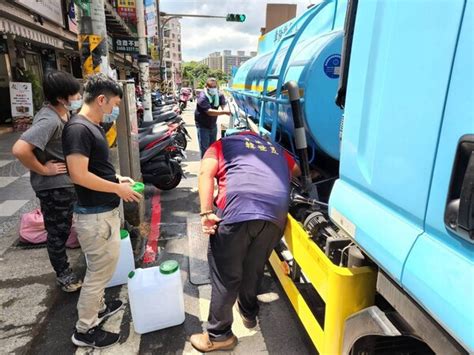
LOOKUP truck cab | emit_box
[330,0,473,352]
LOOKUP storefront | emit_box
[0,18,66,123]
[0,37,11,121]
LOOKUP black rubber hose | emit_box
[285,81,313,194]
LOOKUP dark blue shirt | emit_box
[194,91,226,129]
[204,132,295,230]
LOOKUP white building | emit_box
[199,50,257,75]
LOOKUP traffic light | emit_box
[226,14,246,22]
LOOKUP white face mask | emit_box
[208,88,218,96]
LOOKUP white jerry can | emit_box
[128,260,185,334]
[107,229,135,288]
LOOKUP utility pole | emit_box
[136,0,153,122]
[75,0,117,146]
[155,0,163,81]
[75,0,110,77]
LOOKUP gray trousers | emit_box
[207,220,282,340]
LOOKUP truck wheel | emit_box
[350,335,434,354]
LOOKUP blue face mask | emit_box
[103,106,120,123]
[66,99,82,111]
[208,88,218,96]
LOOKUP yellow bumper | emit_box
[269,215,376,354]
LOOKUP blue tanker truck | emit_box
[227,0,473,353]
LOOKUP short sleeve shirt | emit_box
[20,105,73,192]
[62,115,120,209]
[204,132,296,230]
[194,92,226,129]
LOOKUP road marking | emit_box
[0,160,12,168]
[0,177,18,188]
[143,190,161,263]
[197,286,263,353]
[0,200,29,216]
[75,286,142,354]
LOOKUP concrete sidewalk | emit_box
[0,129,82,353]
[0,104,315,354]
[0,131,38,255]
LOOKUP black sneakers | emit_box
[56,268,82,292]
[71,327,120,349]
[72,300,124,348]
[98,300,124,324]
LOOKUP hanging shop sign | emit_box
[116,0,137,23]
[113,37,139,54]
[67,0,78,34]
[16,0,64,26]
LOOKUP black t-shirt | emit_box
[62,115,120,209]
[194,92,226,129]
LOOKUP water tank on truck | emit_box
[229,0,348,161]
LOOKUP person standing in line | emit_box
[190,131,300,352]
[194,78,231,158]
[62,74,141,349]
[12,70,83,292]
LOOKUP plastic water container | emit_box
[128,260,185,334]
[106,229,135,288]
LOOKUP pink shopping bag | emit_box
[19,208,80,248]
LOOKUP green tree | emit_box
[20,69,43,112]
[182,61,209,88]
[182,62,229,88]
[209,69,229,87]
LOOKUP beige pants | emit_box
[73,208,120,333]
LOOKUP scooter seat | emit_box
[152,111,177,121]
[138,126,152,134]
[138,120,170,134]
[139,128,169,150]
[152,104,174,113]
[141,112,178,128]
[139,124,168,138]
[139,136,175,165]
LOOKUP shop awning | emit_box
[0,18,64,49]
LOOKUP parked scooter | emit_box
[178,88,192,111]
[153,104,175,115]
[138,118,189,153]
[140,135,184,191]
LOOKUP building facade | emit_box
[260,4,297,35]
[162,17,182,87]
[199,50,257,75]
[0,0,138,124]
[144,5,182,90]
